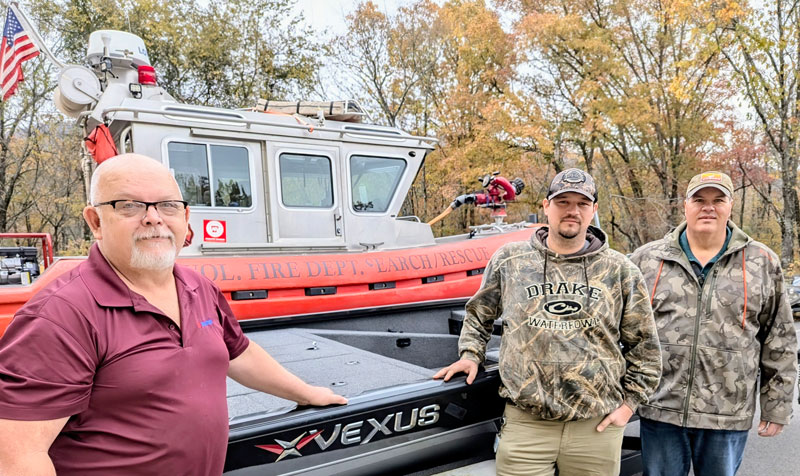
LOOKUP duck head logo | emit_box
[544,300,582,316]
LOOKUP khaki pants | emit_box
[496,403,625,476]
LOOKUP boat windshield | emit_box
[350,155,406,213]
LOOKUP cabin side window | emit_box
[169,142,210,206]
[349,155,406,213]
[279,153,334,208]
[211,145,252,207]
[168,142,252,208]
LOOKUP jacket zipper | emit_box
[656,253,701,426]
[682,288,703,426]
[682,264,720,426]
[705,268,719,316]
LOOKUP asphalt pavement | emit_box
[736,321,800,476]
[737,396,800,476]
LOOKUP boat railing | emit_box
[100,105,439,147]
[468,222,533,236]
[198,242,352,255]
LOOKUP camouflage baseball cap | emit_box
[686,171,733,199]
[547,168,597,202]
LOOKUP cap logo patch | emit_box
[563,169,585,183]
[700,172,723,183]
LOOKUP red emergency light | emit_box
[138,65,157,86]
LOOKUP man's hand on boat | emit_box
[228,341,348,406]
[297,385,349,406]
[432,359,479,384]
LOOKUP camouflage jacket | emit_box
[630,222,798,430]
[459,226,662,421]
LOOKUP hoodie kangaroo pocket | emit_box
[550,359,623,418]
[648,343,691,412]
[691,347,747,416]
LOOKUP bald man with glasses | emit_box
[0,154,346,476]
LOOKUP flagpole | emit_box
[9,2,64,69]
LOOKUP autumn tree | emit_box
[503,0,732,249]
[333,1,549,234]
[704,122,779,246]
[426,1,548,231]
[331,1,444,129]
[0,63,57,233]
[13,115,86,251]
[0,2,68,232]
[713,0,800,266]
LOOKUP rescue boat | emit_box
[0,29,538,335]
[0,20,647,475]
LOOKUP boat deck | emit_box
[226,328,437,420]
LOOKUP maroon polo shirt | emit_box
[0,244,250,475]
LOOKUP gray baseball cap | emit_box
[547,168,597,202]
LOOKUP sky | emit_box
[293,0,405,35]
[290,0,412,101]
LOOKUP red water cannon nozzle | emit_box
[450,173,525,210]
[429,172,525,226]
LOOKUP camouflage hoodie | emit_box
[630,222,798,430]
[459,226,662,421]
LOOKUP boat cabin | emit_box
[57,30,438,256]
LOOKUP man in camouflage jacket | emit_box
[435,168,661,476]
[630,171,798,476]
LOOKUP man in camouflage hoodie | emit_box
[435,168,661,476]
[630,171,798,476]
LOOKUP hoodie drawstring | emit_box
[542,252,549,304]
[582,256,590,309]
[650,253,747,329]
[741,250,748,329]
[650,260,664,306]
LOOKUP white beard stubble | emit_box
[130,228,178,270]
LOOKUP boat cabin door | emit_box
[267,142,345,248]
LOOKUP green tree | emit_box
[55,0,323,107]
[0,1,90,254]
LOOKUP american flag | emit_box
[0,8,39,101]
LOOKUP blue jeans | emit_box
[640,417,749,476]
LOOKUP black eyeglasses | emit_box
[93,200,188,218]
